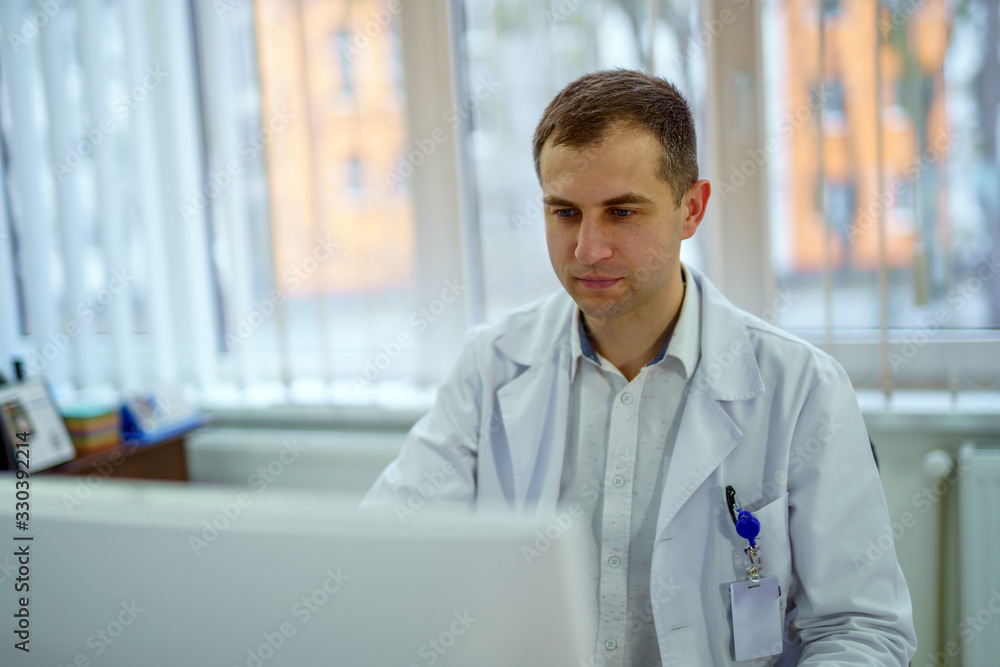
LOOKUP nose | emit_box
[574,214,613,266]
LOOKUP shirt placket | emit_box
[595,371,646,666]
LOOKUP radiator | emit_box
[958,442,1000,667]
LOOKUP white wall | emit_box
[187,428,403,499]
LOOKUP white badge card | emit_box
[730,576,783,661]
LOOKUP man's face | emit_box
[540,126,697,325]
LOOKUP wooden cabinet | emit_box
[45,431,192,482]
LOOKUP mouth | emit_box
[576,276,622,290]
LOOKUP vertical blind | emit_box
[761,0,1000,399]
[0,0,235,404]
[1,0,997,410]
[0,0,443,408]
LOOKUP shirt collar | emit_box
[570,263,701,382]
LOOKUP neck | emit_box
[583,268,685,382]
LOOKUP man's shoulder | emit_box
[694,267,845,385]
[463,289,574,364]
[740,311,847,390]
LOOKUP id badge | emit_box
[729,575,783,661]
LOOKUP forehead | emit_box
[539,127,664,197]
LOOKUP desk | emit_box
[46,431,191,481]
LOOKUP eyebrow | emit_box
[542,192,655,207]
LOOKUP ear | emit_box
[680,179,711,240]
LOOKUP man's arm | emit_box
[359,334,481,515]
[786,358,917,665]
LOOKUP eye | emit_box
[553,209,577,219]
[610,208,634,219]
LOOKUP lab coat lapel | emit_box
[655,387,742,540]
[496,355,570,514]
[654,266,765,541]
[494,292,576,514]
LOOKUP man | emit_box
[363,70,916,665]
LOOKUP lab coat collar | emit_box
[691,264,765,401]
[492,264,764,403]
[492,289,576,369]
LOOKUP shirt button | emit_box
[605,638,618,650]
[611,475,625,487]
[620,392,633,404]
[608,556,621,567]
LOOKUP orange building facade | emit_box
[778,0,950,274]
[253,0,414,297]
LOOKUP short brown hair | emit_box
[532,69,698,207]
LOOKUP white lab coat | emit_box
[363,264,917,665]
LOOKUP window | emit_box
[0,0,177,396]
[761,0,1000,394]
[215,0,422,403]
[346,155,364,198]
[0,0,430,408]
[1,0,996,409]
[332,30,355,101]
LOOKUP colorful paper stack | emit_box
[60,403,121,455]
